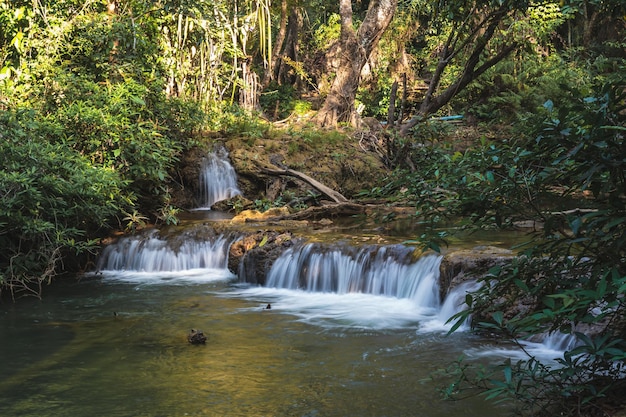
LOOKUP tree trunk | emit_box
[263,0,289,87]
[277,7,303,87]
[387,80,398,126]
[314,0,397,128]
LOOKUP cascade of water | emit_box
[527,331,580,352]
[261,243,442,307]
[198,149,242,208]
[435,280,483,330]
[438,283,583,352]
[96,231,233,272]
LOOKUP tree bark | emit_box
[387,80,398,126]
[314,0,397,128]
[277,7,303,87]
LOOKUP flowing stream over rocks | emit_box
[0,221,579,416]
[0,152,579,416]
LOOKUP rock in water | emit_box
[187,329,207,344]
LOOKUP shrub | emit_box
[0,108,131,298]
[445,75,626,415]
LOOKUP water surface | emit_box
[1,272,514,417]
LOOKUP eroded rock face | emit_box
[440,246,514,299]
[439,246,615,341]
[439,246,541,326]
[228,231,305,285]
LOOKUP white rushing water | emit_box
[234,243,454,330]
[264,244,442,303]
[464,330,581,365]
[197,149,242,209]
[94,230,236,284]
[94,234,581,361]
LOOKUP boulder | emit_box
[228,231,304,284]
[440,246,514,300]
[187,329,207,345]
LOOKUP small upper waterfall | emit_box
[198,148,242,209]
[96,230,234,273]
[255,243,442,308]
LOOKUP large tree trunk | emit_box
[314,0,397,128]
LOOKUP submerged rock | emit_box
[187,329,207,345]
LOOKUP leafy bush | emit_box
[0,108,131,298]
[39,74,189,212]
[260,82,297,120]
[212,104,269,139]
[444,74,626,414]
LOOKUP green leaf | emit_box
[596,275,607,299]
[503,364,512,384]
[513,279,528,292]
[492,311,504,326]
[508,166,516,178]
[570,217,582,235]
[129,95,146,106]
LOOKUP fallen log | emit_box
[260,202,366,222]
[259,165,350,203]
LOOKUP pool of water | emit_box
[0,270,520,417]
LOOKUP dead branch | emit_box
[260,165,350,203]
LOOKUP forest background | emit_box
[0,0,625,415]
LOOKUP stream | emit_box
[1,268,511,417]
[0,224,568,417]
[0,151,569,416]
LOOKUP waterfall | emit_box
[430,280,483,331]
[525,331,580,352]
[258,243,442,308]
[198,148,242,209]
[96,230,234,273]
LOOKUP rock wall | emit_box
[228,230,305,285]
[439,246,514,300]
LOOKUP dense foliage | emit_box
[450,76,626,416]
[0,1,204,297]
[0,109,130,296]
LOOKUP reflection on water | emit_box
[0,273,513,417]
